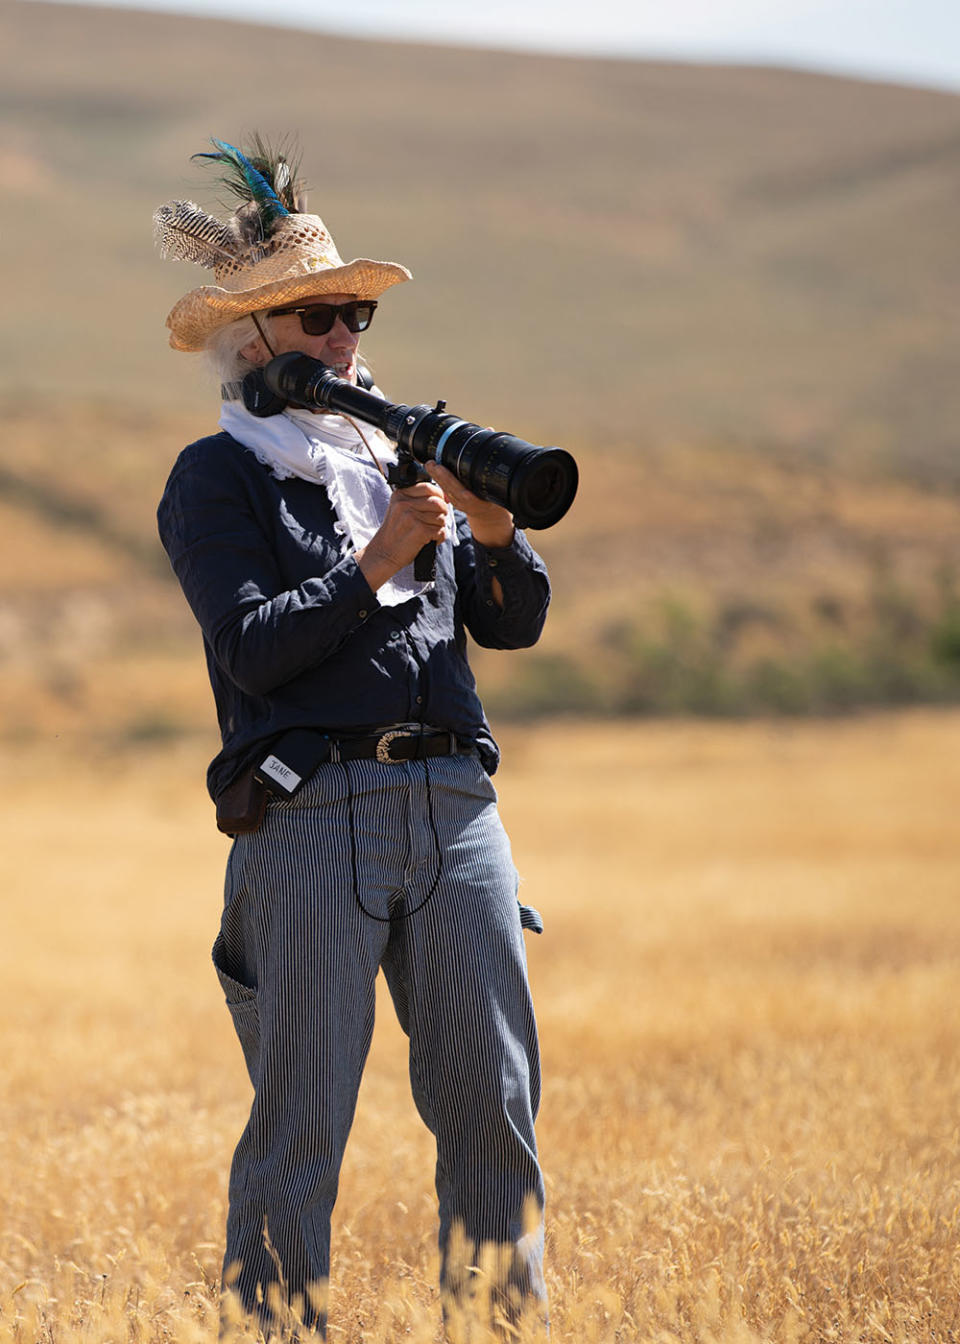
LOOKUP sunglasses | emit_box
[267,299,377,335]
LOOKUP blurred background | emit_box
[5,7,960,1340]
[3,0,960,739]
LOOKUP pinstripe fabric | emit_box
[212,751,545,1336]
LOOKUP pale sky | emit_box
[30,0,960,92]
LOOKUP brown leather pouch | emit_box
[215,768,267,836]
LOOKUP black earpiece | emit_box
[240,368,287,417]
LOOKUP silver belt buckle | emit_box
[375,728,408,764]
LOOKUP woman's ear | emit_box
[240,336,267,367]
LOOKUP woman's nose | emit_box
[329,318,359,349]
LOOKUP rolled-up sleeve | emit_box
[158,442,378,696]
[454,514,551,649]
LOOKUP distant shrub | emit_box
[806,645,870,711]
[123,712,185,743]
[930,604,960,668]
[743,658,812,715]
[490,654,601,719]
[490,576,960,720]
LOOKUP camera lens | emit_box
[426,422,578,528]
[261,357,580,530]
[506,448,579,529]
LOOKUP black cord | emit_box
[251,311,277,358]
[342,747,445,924]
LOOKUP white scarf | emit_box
[219,398,451,608]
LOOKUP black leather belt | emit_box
[255,723,464,798]
[218,725,467,836]
[331,725,460,764]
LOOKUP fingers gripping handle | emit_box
[386,454,437,584]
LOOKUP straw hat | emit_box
[155,138,412,353]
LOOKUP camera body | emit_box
[252,354,578,532]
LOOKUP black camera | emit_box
[252,353,579,531]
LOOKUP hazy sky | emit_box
[34,0,960,92]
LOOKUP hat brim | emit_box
[166,257,412,352]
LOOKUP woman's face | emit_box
[242,291,364,385]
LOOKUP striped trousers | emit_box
[212,751,546,1335]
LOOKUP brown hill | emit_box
[6,401,960,740]
[4,0,960,480]
[5,3,960,733]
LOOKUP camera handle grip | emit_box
[387,455,437,584]
[414,541,437,583]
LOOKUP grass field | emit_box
[3,712,960,1342]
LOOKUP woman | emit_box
[155,139,550,1337]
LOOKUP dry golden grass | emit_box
[3,713,960,1342]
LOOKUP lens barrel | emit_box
[410,418,578,529]
[261,353,578,529]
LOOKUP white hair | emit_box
[204,311,278,385]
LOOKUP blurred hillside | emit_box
[4,1,960,735]
[6,400,960,742]
[4,0,960,476]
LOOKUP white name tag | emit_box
[259,754,302,793]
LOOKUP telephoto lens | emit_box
[261,354,579,529]
[407,418,578,530]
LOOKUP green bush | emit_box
[930,604,960,667]
[487,579,960,720]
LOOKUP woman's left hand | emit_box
[425,462,515,549]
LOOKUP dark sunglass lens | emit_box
[299,305,336,335]
[292,301,377,335]
[345,302,376,333]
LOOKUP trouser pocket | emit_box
[518,902,544,933]
[213,931,261,1085]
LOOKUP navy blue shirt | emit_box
[157,431,551,799]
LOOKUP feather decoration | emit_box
[153,200,242,268]
[245,132,308,213]
[192,137,291,243]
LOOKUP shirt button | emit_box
[415,695,423,704]
[488,558,498,567]
[486,599,494,606]
[358,609,368,618]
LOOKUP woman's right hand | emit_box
[357,481,450,591]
